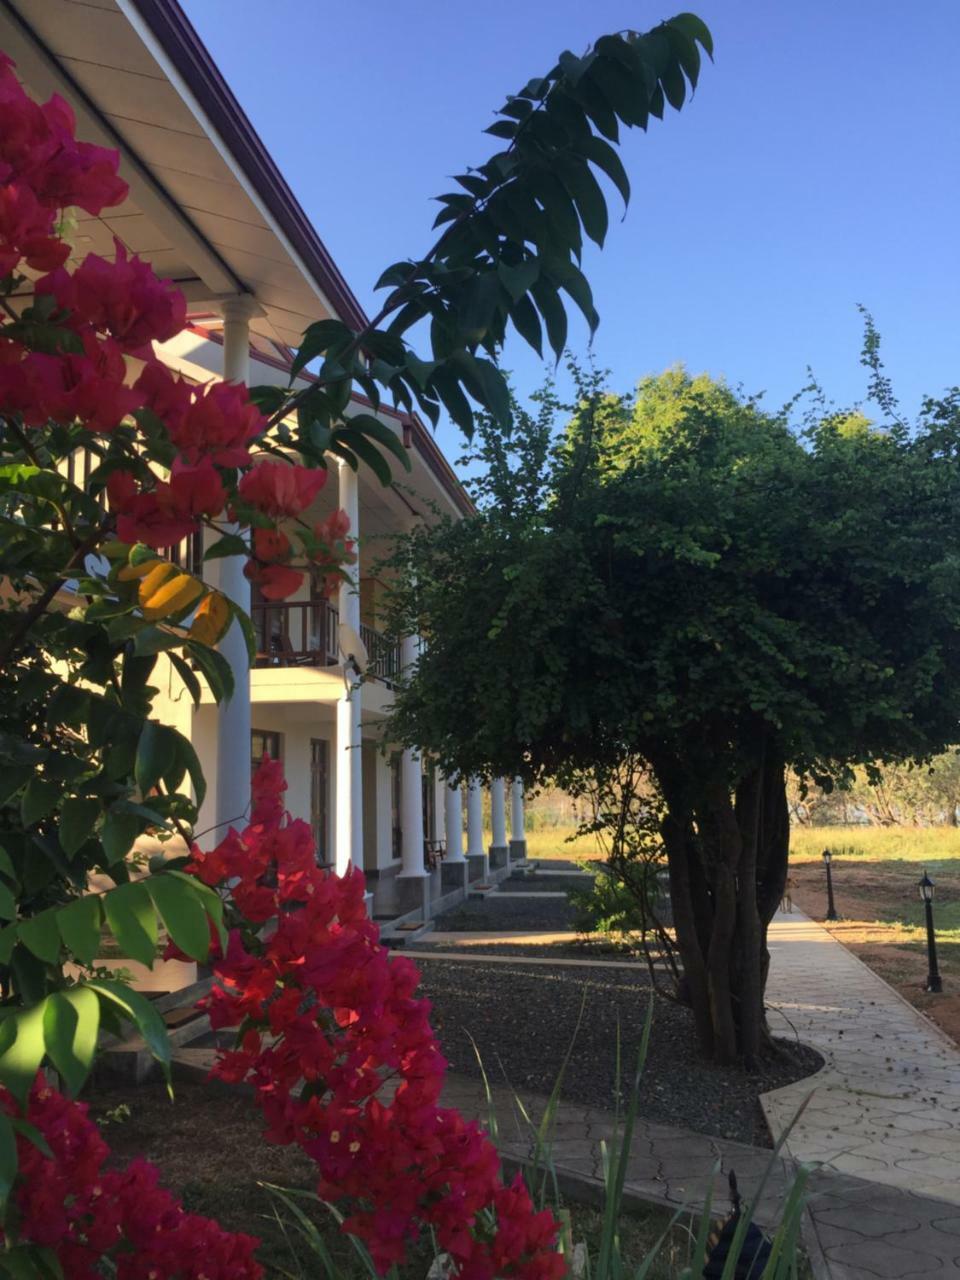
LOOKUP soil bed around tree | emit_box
[415,957,823,1147]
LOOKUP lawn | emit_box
[508,826,604,861]
[788,825,960,1042]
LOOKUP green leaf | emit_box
[581,135,631,209]
[135,721,176,796]
[172,731,206,810]
[202,533,249,561]
[59,796,100,859]
[0,927,16,967]
[20,777,59,827]
[103,881,158,968]
[0,1003,47,1103]
[556,158,608,247]
[497,257,540,304]
[669,13,714,59]
[338,432,393,487]
[100,807,140,864]
[484,119,517,140]
[0,883,14,922]
[132,626,186,657]
[167,650,202,707]
[0,765,34,808]
[509,295,543,357]
[184,641,235,706]
[56,896,103,966]
[42,987,100,1096]
[147,875,211,962]
[291,319,354,379]
[345,414,412,471]
[530,279,568,362]
[87,979,171,1080]
[18,910,60,964]
[0,1113,17,1207]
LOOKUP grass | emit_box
[486,825,604,861]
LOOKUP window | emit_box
[251,729,282,778]
[311,739,329,865]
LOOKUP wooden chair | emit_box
[424,839,446,871]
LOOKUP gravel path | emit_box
[415,955,821,1148]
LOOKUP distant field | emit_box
[790,824,960,866]
[483,825,602,861]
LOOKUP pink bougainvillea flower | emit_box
[179,760,565,1280]
[244,559,304,600]
[38,240,187,353]
[237,459,326,518]
[116,458,226,548]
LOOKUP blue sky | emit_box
[184,1,960,454]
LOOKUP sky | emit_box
[183,0,960,458]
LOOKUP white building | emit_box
[2,0,526,925]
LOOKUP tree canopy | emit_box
[385,358,960,1061]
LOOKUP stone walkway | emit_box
[414,905,960,1277]
[764,911,960,1204]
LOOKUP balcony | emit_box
[252,600,401,684]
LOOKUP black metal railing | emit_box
[252,601,400,684]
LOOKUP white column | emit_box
[511,778,525,841]
[490,777,507,849]
[466,779,484,858]
[214,295,257,834]
[443,779,465,863]
[398,635,426,877]
[335,460,362,874]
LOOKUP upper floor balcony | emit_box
[252,599,401,686]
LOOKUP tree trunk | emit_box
[651,744,789,1066]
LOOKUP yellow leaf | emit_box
[137,561,178,602]
[141,573,205,622]
[188,591,231,646]
[118,556,164,583]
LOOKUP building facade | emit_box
[2,0,526,925]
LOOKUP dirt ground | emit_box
[789,857,960,1045]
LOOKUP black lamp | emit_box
[919,870,943,993]
[822,848,838,921]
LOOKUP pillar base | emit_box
[509,839,527,862]
[441,860,469,892]
[466,853,488,883]
[395,872,431,917]
[488,844,509,871]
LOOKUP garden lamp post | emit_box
[919,870,943,994]
[822,849,838,921]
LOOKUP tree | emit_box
[385,361,960,1065]
[0,15,712,1262]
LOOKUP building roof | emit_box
[0,0,473,517]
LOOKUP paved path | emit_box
[764,911,960,1205]
[417,904,960,1276]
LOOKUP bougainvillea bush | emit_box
[186,758,564,1280]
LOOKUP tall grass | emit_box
[789,825,960,865]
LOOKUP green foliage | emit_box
[385,342,960,1062]
[251,16,712,456]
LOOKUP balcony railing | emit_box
[252,601,401,684]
